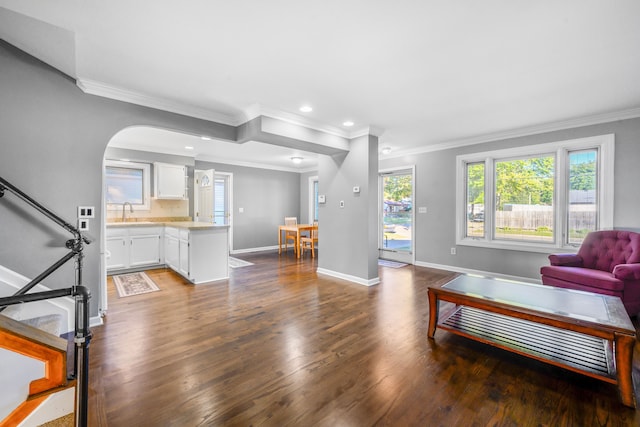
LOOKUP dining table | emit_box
[278,223,317,258]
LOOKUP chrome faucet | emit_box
[122,202,133,222]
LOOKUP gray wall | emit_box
[380,117,640,280]
[195,161,300,251]
[318,135,379,281]
[0,40,234,316]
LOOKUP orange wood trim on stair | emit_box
[0,314,69,425]
[0,394,48,427]
[0,330,67,395]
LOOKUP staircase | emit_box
[1,177,92,426]
[0,268,76,426]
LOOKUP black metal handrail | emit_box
[0,176,91,427]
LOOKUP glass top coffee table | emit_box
[428,274,637,408]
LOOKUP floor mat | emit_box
[378,259,408,268]
[112,272,160,297]
[229,257,254,268]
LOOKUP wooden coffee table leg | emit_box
[427,290,438,339]
[614,332,637,408]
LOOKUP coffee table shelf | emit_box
[440,306,614,380]
[428,274,637,407]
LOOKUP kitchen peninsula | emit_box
[106,221,229,284]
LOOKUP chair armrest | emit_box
[613,263,640,280]
[548,253,583,267]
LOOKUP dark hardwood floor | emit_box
[89,252,640,426]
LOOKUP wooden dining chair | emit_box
[300,221,318,258]
[284,217,298,254]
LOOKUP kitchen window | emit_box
[105,160,151,210]
[456,134,614,252]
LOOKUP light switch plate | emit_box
[78,206,95,218]
[339,201,345,208]
[418,207,427,214]
[78,219,89,231]
[353,186,360,193]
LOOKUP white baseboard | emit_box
[316,268,380,286]
[414,261,541,284]
[90,315,104,328]
[230,245,279,254]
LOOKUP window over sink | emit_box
[105,160,151,210]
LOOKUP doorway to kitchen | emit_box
[379,167,414,264]
[195,170,233,250]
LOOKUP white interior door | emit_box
[195,169,214,222]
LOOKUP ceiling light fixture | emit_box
[185,146,194,150]
[381,147,392,155]
[343,120,354,127]
[299,105,313,113]
[201,136,211,140]
[291,156,303,164]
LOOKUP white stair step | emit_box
[20,314,64,337]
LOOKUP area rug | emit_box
[112,272,160,298]
[229,257,254,268]
[378,259,408,268]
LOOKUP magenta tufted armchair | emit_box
[540,230,640,317]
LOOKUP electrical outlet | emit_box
[450,247,456,255]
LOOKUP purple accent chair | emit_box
[540,230,640,317]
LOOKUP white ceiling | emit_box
[2,1,640,170]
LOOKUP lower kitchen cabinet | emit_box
[106,226,163,272]
[165,225,229,284]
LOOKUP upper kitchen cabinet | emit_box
[154,162,186,199]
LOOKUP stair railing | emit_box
[0,176,91,427]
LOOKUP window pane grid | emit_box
[106,166,144,205]
[494,155,554,243]
[567,149,598,245]
[466,162,485,238]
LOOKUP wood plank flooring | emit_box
[89,252,640,426]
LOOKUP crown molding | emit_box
[385,107,640,159]
[76,79,241,126]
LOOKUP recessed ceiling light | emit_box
[291,156,303,164]
[185,146,194,150]
[343,121,354,127]
[201,136,211,140]
[299,105,313,113]
[381,147,392,155]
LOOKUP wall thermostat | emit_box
[353,186,360,193]
[318,195,326,203]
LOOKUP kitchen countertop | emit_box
[107,221,229,230]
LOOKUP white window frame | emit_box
[105,160,151,211]
[456,134,614,253]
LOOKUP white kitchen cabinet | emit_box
[130,234,162,267]
[106,226,163,272]
[164,228,179,270]
[179,237,189,277]
[154,162,186,199]
[106,233,128,270]
[164,225,229,284]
